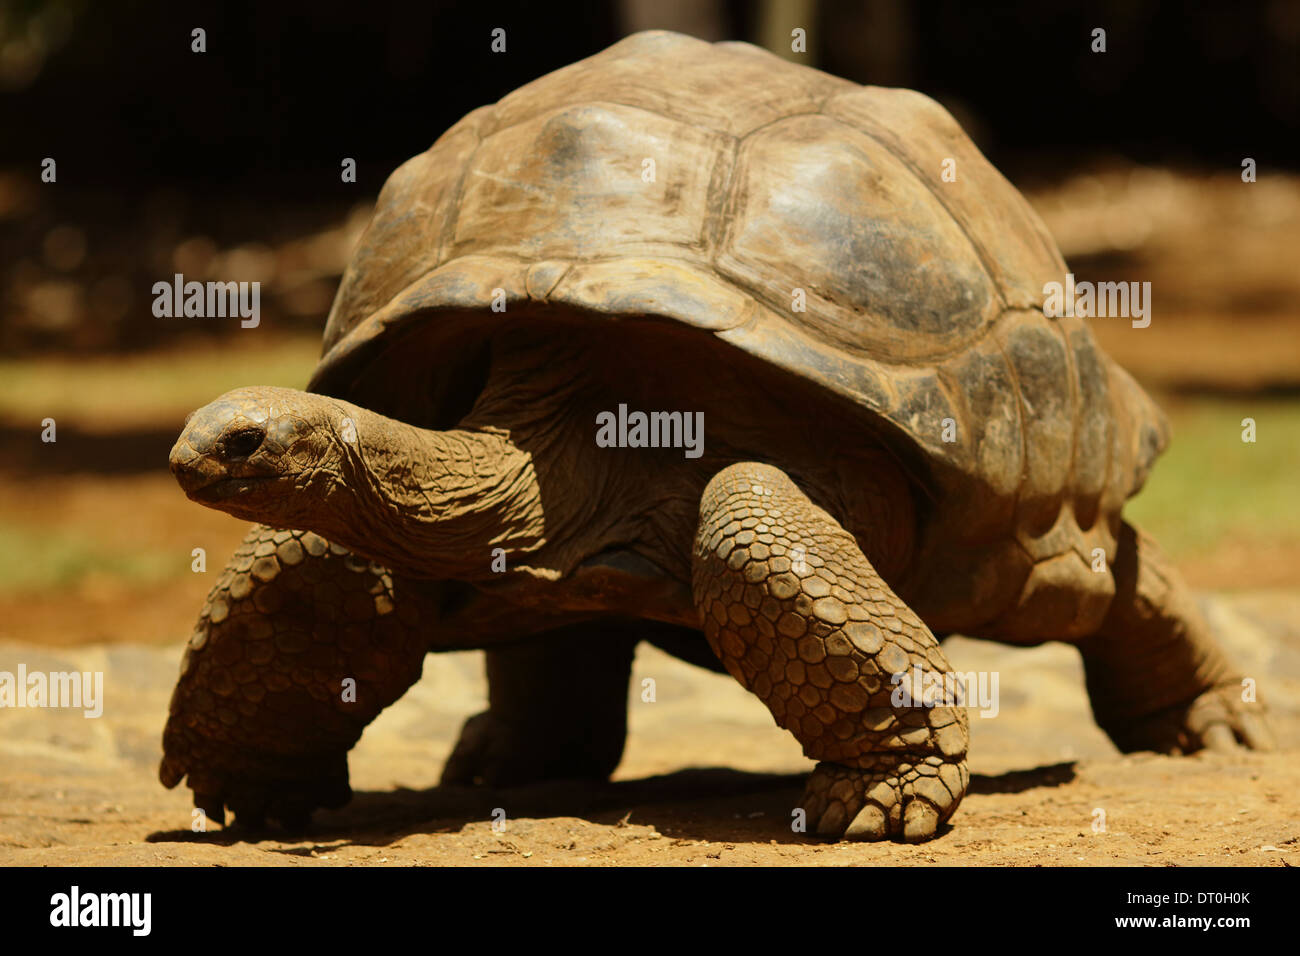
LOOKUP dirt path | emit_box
[1,593,1295,867]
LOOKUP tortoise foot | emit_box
[1081,523,1275,756]
[440,709,623,787]
[159,524,436,835]
[800,755,969,843]
[440,710,542,787]
[162,735,351,832]
[1111,682,1275,755]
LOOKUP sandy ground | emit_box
[1,591,1296,867]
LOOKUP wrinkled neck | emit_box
[322,406,546,580]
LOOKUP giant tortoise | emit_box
[163,31,1270,842]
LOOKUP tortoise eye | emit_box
[222,426,266,459]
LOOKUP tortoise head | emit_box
[169,386,348,522]
[170,385,545,579]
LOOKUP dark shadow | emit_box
[0,422,178,476]
[969,761,1077,794]
[147,768,808,848]
[1161,381,1300,399]
[145,763,1051,849]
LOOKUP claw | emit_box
[800,758,965,842]
[1203,723,1238,753]
[800,791,828,829]
[815,801,848,836]
[902,800,939,843]
[844,803,888,841]
[159,757,185,789]
[1239,712,1275,752]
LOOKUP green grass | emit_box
[0,338,1296,594]
[0,525,178,595]
[1125,395,1300,558]
[0,333,320,425]
[0,336,320,597]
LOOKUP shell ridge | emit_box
[480,98,736,141]
[703,137,742,259]
[991,333,1029,521]
[1052,319,1084,509]
[437,122,489,267]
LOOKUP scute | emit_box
[1065,320,1114,530]
[718,114,997,362]
[1001,320,1075,537]
[935,341,1023,543]
[450,103,724,261]
[548,258,751,330]
[323,110,485,356]
[825,87,1067,309]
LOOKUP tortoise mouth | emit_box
[189,475,279,502]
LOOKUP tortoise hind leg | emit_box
[1077,521,1274,753]
[439,620,715,786]
[440,623,638,787]
[692,462,969,842]
[160,524,437,830]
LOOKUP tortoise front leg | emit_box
[1077,521,1274,753]
[692,463,969,842]
[160,524,437,829]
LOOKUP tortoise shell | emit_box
[309,30,1169,637]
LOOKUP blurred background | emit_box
[1,0,1298,647]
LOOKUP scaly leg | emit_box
[692,463,969,842]
[160,523,437,829]
[1077,521,1274,753]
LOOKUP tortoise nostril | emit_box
[222,426,266,459]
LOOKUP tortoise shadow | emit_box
[145,767,808,848]
[969,761,1077,794]
[145,761,1078,849]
